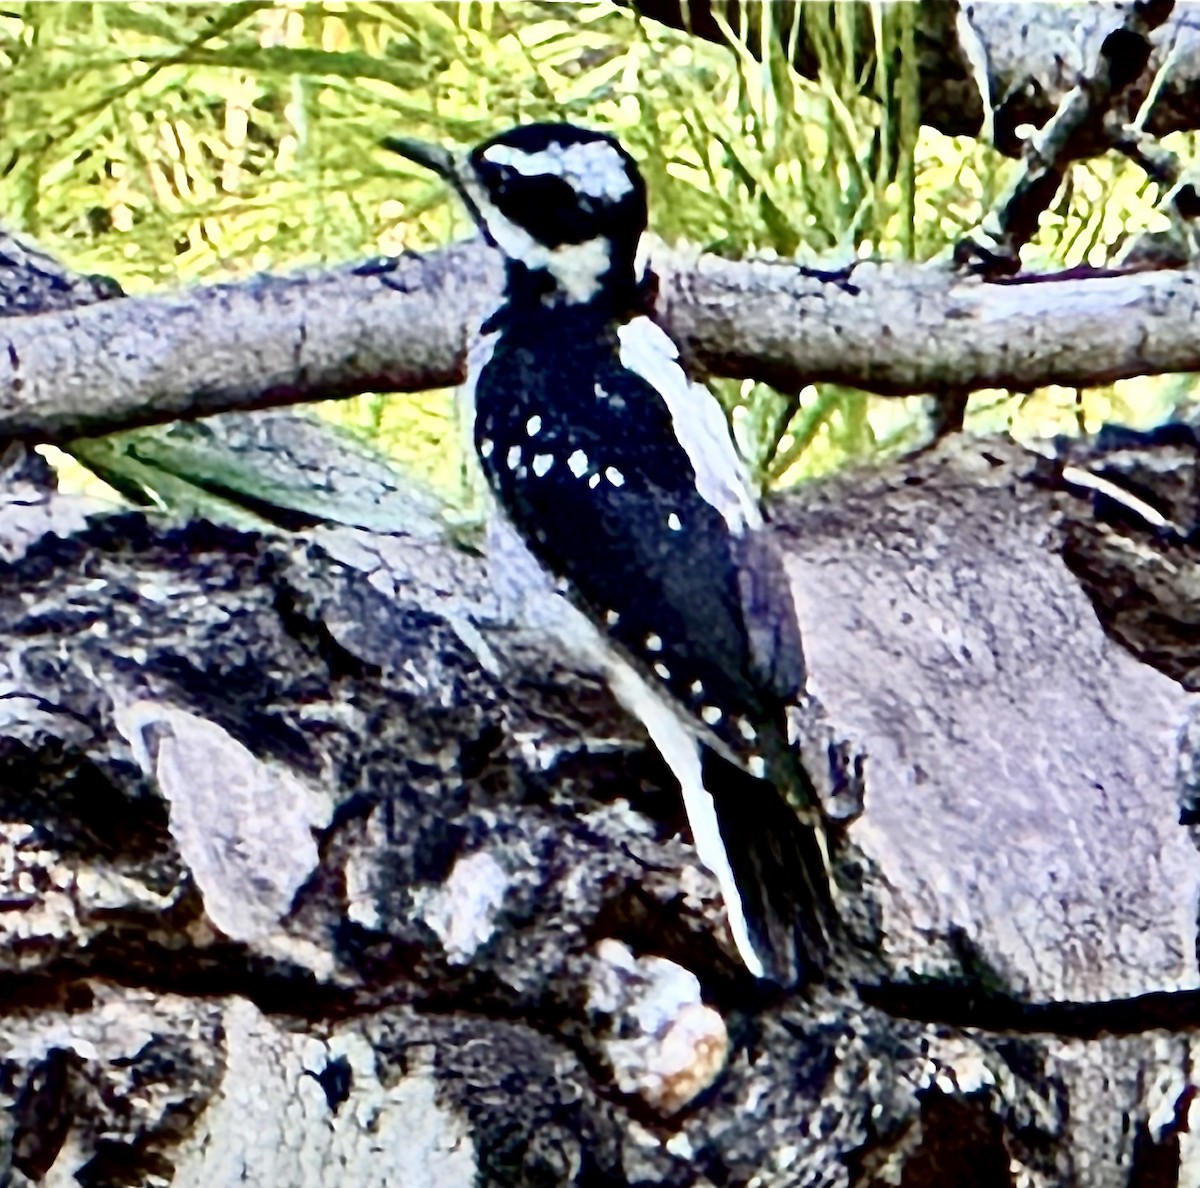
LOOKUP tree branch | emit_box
[2,241,1200,443]
[956,0,1175,275]
[655,250,1200,397]
[0,245,501,443]
[632,1,1200,157]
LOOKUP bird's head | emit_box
[384,122,648,307]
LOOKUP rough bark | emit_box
[7,238,1200,444]
[0,426,1198,1186]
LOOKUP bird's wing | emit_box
[616,316,806,705]
[474,316,804,766]
[615,317,762,535]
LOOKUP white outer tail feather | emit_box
[605,660,768,980]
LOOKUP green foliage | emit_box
[0,1,1192,510]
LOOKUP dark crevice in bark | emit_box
[859,981,1200,1040]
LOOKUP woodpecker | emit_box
[384,123,836,985]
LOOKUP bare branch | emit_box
[657,249,1200,396]
[3,241,1200,443]
[633,1,1200,156]
[957,0,1175,274]
[0,246,500,443]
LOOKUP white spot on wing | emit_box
[605,609,620,626]
[748,756,766,779]
[645,633,662,652]
[506,445,522,470]
[532,453,554,477]
[667,512,682,531]
[690,679,704,696]
[737,718,757,742]
[654,662,671,680]
[589,473,601,488]
[526,414,542,437]
[700,705,722,725]
[568,449,589,477]
[605,466,625,487]
[617,317,762,534]
[480,438,494,459]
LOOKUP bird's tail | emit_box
[701,746,837,987]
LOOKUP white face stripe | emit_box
[469,187,611,303]
[481,139,634,202]
[616,317,762,535]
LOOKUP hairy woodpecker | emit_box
[384,123,836,985]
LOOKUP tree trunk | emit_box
[0,422,1198,1186]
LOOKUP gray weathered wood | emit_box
[0,429,1197,1184]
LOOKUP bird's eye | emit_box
[472,158,512,198]
[479,167,599,245]
[491,165,518,197]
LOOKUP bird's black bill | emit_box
[381,135,459,180]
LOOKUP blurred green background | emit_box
[1,0,1191,510]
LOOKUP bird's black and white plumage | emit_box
[385,122,836,985]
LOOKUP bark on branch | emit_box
[3,239,1200,444]
[633,1,1200,157]
[956,0,1175,274]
